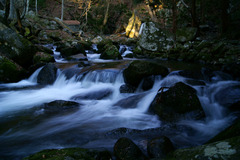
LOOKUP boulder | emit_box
[123,60,169,87]
[0,55,26,82]
[23,147,112,160]
[0,22,37,68]
[147,136,174,159]
[149,82,204,121]
[214,84,240,108]
[139,22,174,52]
[114,137,147,160]
[37,63,57,85]
[40,100,80,115]
[167,136,240,160]
[119,84,136,93]
[100,45,122,60]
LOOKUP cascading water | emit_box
[0,46,239,159]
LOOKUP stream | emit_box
[0,45,239,160]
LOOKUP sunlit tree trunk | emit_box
[61,0,64,21]
[103,0,110,26]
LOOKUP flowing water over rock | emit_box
[0,46,239,160]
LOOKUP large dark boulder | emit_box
[150,82,204,121]
[0,55,26,82]
[0,22,37,68]
[100,44,122,60]
[40,100,80,115]
[23,147,112,160]
[214,84,240,109]
[147,136,174,159]
[114,137,147,160]
[37,63,57,85]
[123,60,169,88]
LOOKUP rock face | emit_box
[123,60,169,88]
[37,63,57,85]
[0,55,26,82]
[23,147,112,160]
[176,27,198,43]
[150,82,204,121]
[100,45,122,60]
[0,22,36,68]
[166,136,240,160]
[114,137,147,160]
[139,22,173,52]
[147,136,175,159]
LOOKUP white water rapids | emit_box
[0,45,239,159]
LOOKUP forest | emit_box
[0,0,240,160]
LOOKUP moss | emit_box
[33,52,55,64]
[0,56,26,82]
[23,148,111,160]
[100,45,122,60]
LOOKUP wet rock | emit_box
[0,55,26,82]
[0,22,37,68]
[37,63,57,85]
[214,84,240,108]
[207,119,240,144]
[119,84,136,93]
[40,100,80,115]
[123,60,169,87]
[142,76,155,91]
[78,61,91,67]
[186,79,206,86]
[70,53,88,61]
[33,52,55,64]
[114,137,147,160]
[167,136,240,160]
[229,101,240,112]
[147,136,174,159]
[23,147,112,160]
[222,63,240,80]
[150,82,204,121]
[71,89,113,100]
[100,45,122,60]
[114,93,146,108]
[178,69,213,81]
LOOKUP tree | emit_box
[61,0,64,21]
[35,0,38,15]
[221,0,229,34]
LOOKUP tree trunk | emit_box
[191,0,198,27]
[146,0,156,22]
[172,0,177,41]
[16,8,23,34]
[9,0,16,19]
[26,0,29,14]
[4,0,10,24]
[35,0,38,15]
[221,0,229,34]
[61,0,64,21]
[103,0,110,26]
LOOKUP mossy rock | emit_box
[0,22,37,68]
[0,55,26,82]
[123,60,169,87]
[165,136,240,160]
[97,38,113,53]
[37,63,57,85]
[176,27,197,43]
[114,137,147,160]
[150,82,204,121]
[100,45,122,60]
[33,52,55,64]
[23,147,112,160]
